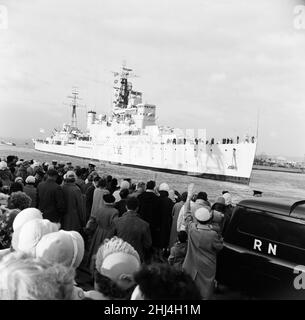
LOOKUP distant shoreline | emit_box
[253,165,304,174]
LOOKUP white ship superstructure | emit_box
[34,65,257,184]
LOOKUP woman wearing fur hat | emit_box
[182,183,223,300]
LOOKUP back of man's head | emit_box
[126,196,139,211]
[97,179,107,189]
[177,231,188,243]
[132,263,202,300]
[146,180,155,190]
[119,188,129,200]
[75,168,82,178]
[197,191,208,201]
[47,169,58,179]
[181,192,188,202]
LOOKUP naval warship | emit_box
[34,64,257,184]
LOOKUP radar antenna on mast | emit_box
[111,62,140,111]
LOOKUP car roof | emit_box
[237,197,305,220]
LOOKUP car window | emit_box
[237,209,305,250]
[291,203,305,220]
[237,209,280,242]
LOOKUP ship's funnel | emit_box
[87,110,96,127]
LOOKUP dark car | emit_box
[216,197,305,299]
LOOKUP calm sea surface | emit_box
[0,145,304,204]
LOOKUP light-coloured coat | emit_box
[182,201,223,299]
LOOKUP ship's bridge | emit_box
[111,103,156,129]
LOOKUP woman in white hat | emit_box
[23,176,37,207]
[36,230,86,300]
[12,218,59,256]
[182,184,223,300]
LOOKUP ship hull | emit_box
[34,139,256,184]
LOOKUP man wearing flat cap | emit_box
[88,162,97,174]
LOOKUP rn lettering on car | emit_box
[253,239,277,255]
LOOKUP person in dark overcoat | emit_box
[61,171,86,233]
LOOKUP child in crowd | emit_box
[168,230,188,269]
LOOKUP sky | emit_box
[0,0,305,158]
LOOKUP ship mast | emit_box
[66,87,83,128]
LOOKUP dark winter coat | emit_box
[158,190,174,249]
[114,199,127,217]
[23,184,37,208]
[168,241,187,269]
[61,182,86,233]
[85,184,95,223]
[138,190,161,248]
[114,210,152,261]
[76,178,86,194]
[37,178,66,223]
[0,169,13,187]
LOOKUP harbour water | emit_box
[0,144,304,205]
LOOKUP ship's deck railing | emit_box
[165,136,256,145]
[97,135,256,146]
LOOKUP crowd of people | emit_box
[0,155,234,300]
